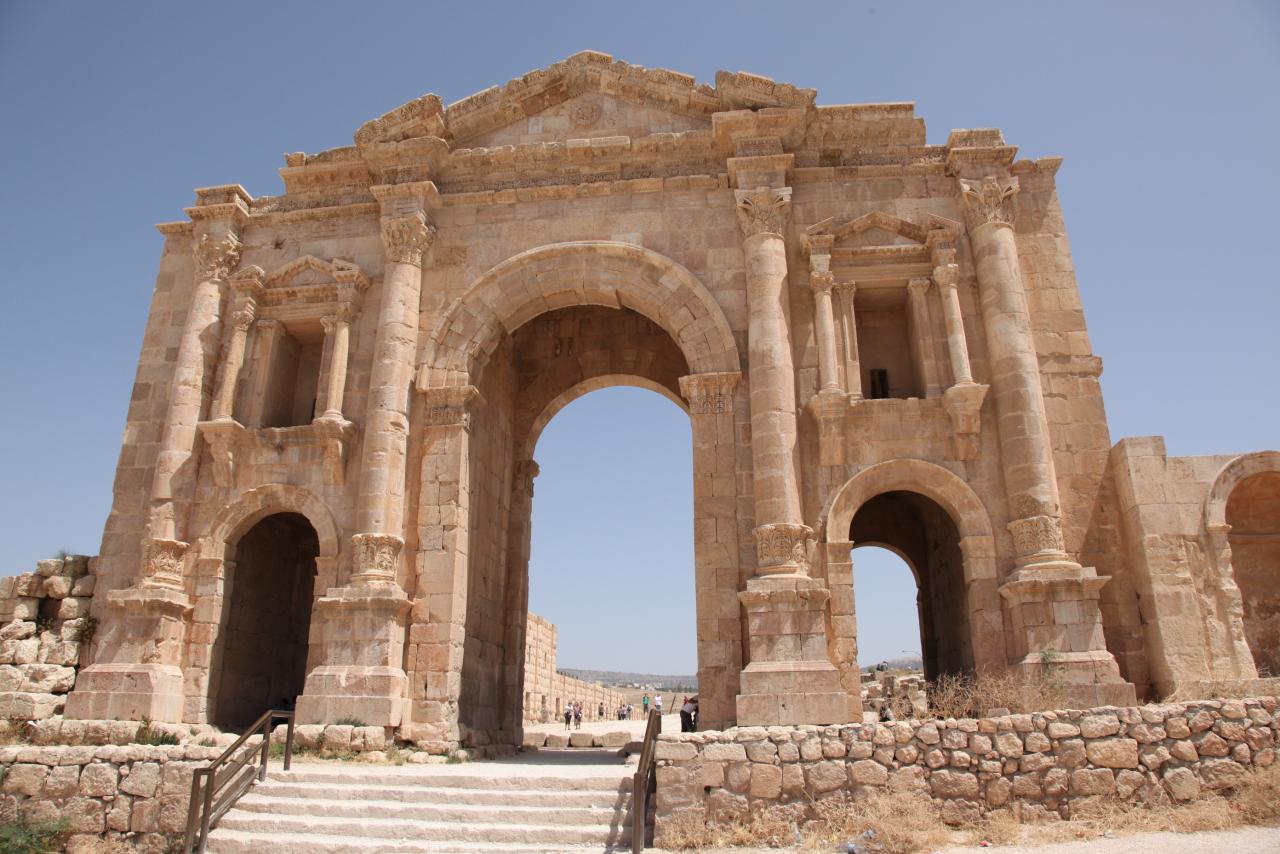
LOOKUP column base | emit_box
[737,660,852,726]
[64,664,186,722]
[298,583,412,727]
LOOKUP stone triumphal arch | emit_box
[66,52,1277,749]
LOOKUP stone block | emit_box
[849,758,888,786]
[79,763,117,797]
[568,731,594,747]
[749,763,782,798]
[1085,738,1139,768]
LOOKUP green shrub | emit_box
[0,815,69,854]
[333,716,366,728]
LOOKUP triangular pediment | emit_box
[457,91,712,148]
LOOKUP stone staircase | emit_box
[205,759,636,853]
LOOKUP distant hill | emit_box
[560,669,697,691]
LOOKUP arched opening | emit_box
[211,512,318,729]
[850,491,971,683]
[852,545,924,668]
[1226,471,1280,675]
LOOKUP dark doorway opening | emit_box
[212,512,318,729]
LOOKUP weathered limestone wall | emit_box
[655,696,1279,839]
[522,613,629,723]
[0,743,215,850]
[0,556,96,720]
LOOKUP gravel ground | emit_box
[654,824,1280,853]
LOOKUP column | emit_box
[351,182,437,584]
[960,175,1132,706]
[318,310,351,419]
[934,262,973,385]
[733,183,850,727]
[810,271,841,393]
[907,277,943,398]
[835,283,862,398]
[210,274,260,421]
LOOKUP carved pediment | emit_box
[234,256,370,319]
[456,92,711,149]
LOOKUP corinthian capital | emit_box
[678,372,740,415]
[734,186,792,239]
[810,271,835,294]
[958,176,1019,231]
[193,231,242,281]
[380,211,436,267]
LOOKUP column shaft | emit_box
[936,272,974,385]
[907,278,942,398]
[211,301,255,421]
[836,284,862,397]
[811,273,840,393]
[322,315,351,419]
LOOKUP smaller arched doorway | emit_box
[850,492,972,682]
[210,512,318,728]
[1226,471,1280,675]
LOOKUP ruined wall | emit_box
[0,556,95,720]
[522,613,629,724]
[655,696,1279,838]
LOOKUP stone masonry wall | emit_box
[0,556,96,720]
[0,742,217,852]
[654,697,1279,841]
[523,612,628,724]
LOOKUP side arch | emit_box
[198,483,340,562]
[417,241,741,390]
[822,458,1003,674]
[823,459,994,552]
[1203,450,1280,533]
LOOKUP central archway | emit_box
[412,242,745,748]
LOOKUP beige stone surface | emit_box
[0,50,1256,749]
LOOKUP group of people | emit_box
[562,700,609,729]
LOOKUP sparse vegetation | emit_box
[136,717,181,747]
[0,815,69,854]
[71,615,98,644]
[659,765,1280,852]
[925,667,1067,719]
[333,716,367,728]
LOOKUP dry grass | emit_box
[926,668,1066,719]
[660,766,1280,852]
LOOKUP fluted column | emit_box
[350,182,437,586]
[835,283,862,398]
[961,175,1132,706]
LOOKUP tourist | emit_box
[564,701,573,730]
[574,701,583,729]
[654,694,663,715]
[680,696,695,732]
[598,701,605,720]
[642,693,650,716]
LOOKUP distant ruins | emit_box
[28,51,1274,752]
[522,612,628,723]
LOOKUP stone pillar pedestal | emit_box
[66,584,192,722]
[736,577,850,726]
[296,585,413,727]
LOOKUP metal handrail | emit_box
[183,708,296,854]
[632,708,662,852]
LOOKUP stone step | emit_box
[206,829,628,854]
[215,812,628,846]
[235,792,632,826]
[273,766,630,792]
[255,779,630,808]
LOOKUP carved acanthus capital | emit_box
[958,176,1019,231]
[810,271,835,294]
[350,532,403,586]
[420,384,483,428]
[907,277,932,297]
[678,372,740,415]
[753,522,813,575]
[230,301,257,332]
[381,211,435,267]
[193,231,242,281]
[1007,514,1066,561]
[140,537,189,591]
[833,280,858,298]
[734,186,792,239]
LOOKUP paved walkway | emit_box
[524,712,682,739]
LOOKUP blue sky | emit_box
[1,2,1276,673]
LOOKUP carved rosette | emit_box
[958,176,1019,232]
[1007,514,1066,561]
[380,211,435,267]
[193,231,243,281]
[734,186,792,239]
[678,372,740,415]
[753,522,813,575]
[141,537,189,590]
[421,385,483,429]
[350,532,404,585]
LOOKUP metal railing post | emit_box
[197,768,214,854]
